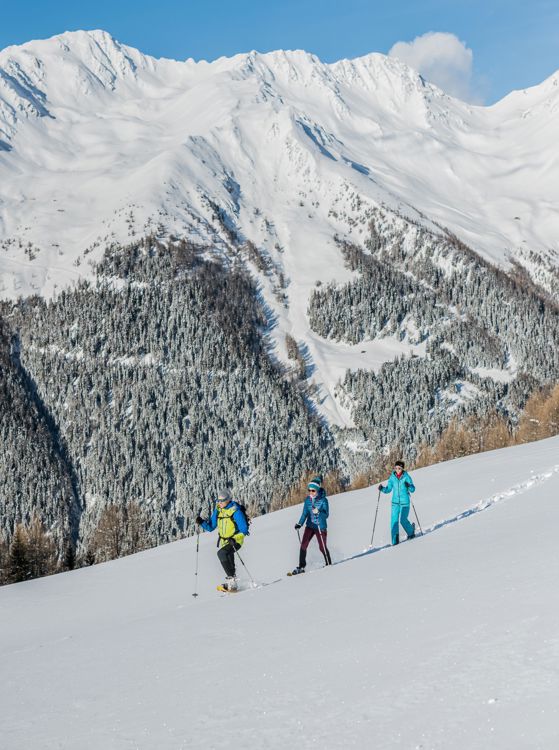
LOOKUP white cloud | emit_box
[389,32,481,103]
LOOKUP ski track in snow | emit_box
[15,462,557,644]
[242,462,559,590]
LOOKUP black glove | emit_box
[295,523,302,530]
[195,515,204,525]
[378,484,384,491]
[404,481,411,489]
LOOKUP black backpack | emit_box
[233,502,251,536]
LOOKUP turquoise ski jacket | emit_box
[298,490,329,531]
[380,471,415,506]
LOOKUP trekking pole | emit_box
[411,501,423,536]
[192,527,200,598]
[233,545,257,588]
[370,488,381,548]
[315,522,331,566]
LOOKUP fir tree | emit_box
[7,525,30,583]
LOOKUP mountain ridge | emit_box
[1,30,557,271]
[1,30,558,431]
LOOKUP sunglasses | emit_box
[309,489,318,494]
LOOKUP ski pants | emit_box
[391,503,414,545]
[299,526,332,568]
[217,540,241,578]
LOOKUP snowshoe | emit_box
[217,576,238,593]
[287,567,305,576]
[217,584,238,593]
[217,583,239,594]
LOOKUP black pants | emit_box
[217,540,240,577]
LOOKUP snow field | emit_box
[2,436,559,749]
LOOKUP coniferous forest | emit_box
[0,240,337,577]
[1,209,558,583]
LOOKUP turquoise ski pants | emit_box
[391,503,414,545]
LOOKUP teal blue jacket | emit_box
[298,490,329,531]
[380,471,415,506]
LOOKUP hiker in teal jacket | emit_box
[291,477,332,573]
[379,460,416,545]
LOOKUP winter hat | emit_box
[394,461,405,470]
[308,480,321,492]
[217,488,231,501]
[311,475,323,486]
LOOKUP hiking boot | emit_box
[408,523,416,540]
[226,576,238,592]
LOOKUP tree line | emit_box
[1,206,558,584]
[0,238,336,582]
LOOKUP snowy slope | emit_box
[1,30,558,294]
[2,436,559,749]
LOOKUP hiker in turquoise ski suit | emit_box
[379,460,416,545]
[293,477,332,571]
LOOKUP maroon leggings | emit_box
[299,526,332,567]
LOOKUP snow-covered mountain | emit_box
[1,31,558,560]
[0,31,559,282]
[1,30,558,273]
[2,436,559,749]
[2,30,559,287]
[1,30,558,418]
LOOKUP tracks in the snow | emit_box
[345,463,559,566]
[218,464,559,595]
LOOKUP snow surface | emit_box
[2,436,559,749]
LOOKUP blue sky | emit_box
[2,0,558,102]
